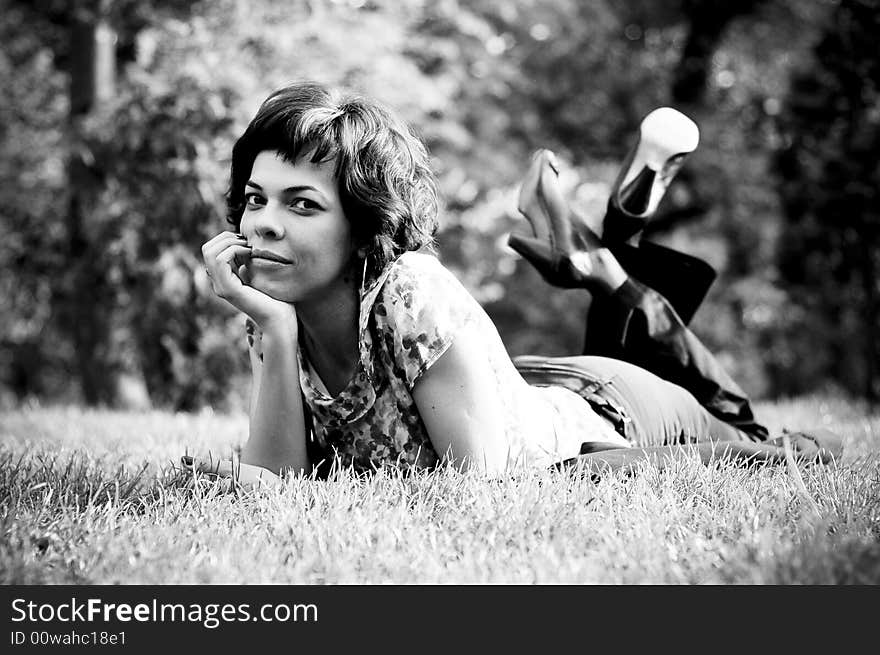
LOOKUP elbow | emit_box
[279,461,312,478]
[439,443,512,479]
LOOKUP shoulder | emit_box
[370,252,479,388]
[373,251,476,322]
[377,251,467,308]
[384,251,458,289]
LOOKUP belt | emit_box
[514,357,633,442]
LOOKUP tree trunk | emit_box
[64,11,118,405]
[862,239,879,405]
[671,0,767,106]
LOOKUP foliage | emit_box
[0,0,873,408]
[774,0,880,400]
[0,0,70,401]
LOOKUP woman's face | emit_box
[239,151,356,304]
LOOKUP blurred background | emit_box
[1,0,878,412]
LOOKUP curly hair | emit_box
[227,81,439,278]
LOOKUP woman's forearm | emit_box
[242,322,311,476]
[248,338,263,418]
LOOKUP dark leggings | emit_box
[517,242,769,448]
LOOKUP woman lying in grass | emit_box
[195,81,841,486]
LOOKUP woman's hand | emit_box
[180,455,282,490]
[201,231,296,330]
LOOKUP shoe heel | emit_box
[603,107,699,244]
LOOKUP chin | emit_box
[248,277,298,304]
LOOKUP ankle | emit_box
[567,248,628,294]
[592,248,628,293]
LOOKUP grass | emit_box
[1,396,879,584]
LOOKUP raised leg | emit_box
[602,240,716,326]
[582,276,768,441]
[510,150,768,441]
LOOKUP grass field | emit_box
[2,397,879,584]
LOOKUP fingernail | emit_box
[546,152,560,175]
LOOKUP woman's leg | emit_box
[597,240,717,327]
[519,353,843,473]
[510,150,768,441]
[516,354,751,447]
[561,439,833,478]
[583,276,769,441]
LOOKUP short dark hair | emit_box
[227,81,439,277]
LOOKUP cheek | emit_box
[238,213,258,238]
[325,219,355,263]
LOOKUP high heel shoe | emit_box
[509,150,608,290]
[602,107,699,245]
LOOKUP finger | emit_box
[196,458,234,477]
[203,242,247,281]
[216,243,252,267]
[236,463,281,487]
[203,239,248,269]
[202,231,247,254]
[202,232,248,263]
[208,244,253,286]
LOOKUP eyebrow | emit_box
[246,181,326,199]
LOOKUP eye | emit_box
[289,198,322,212]
[244,192,265,209]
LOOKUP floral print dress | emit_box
[247,251,628,474]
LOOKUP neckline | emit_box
[297,256,399,404]
[303,355,331,397]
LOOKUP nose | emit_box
[242,201,285,241]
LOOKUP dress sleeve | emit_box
[374,254,477,390]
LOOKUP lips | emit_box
[250,248,293,265]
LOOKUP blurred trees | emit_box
[0,0,874,409]
[1,1,68,402]
[2,0,233,408]
[775,0,880,400]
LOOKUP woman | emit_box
[195,81,839,486]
